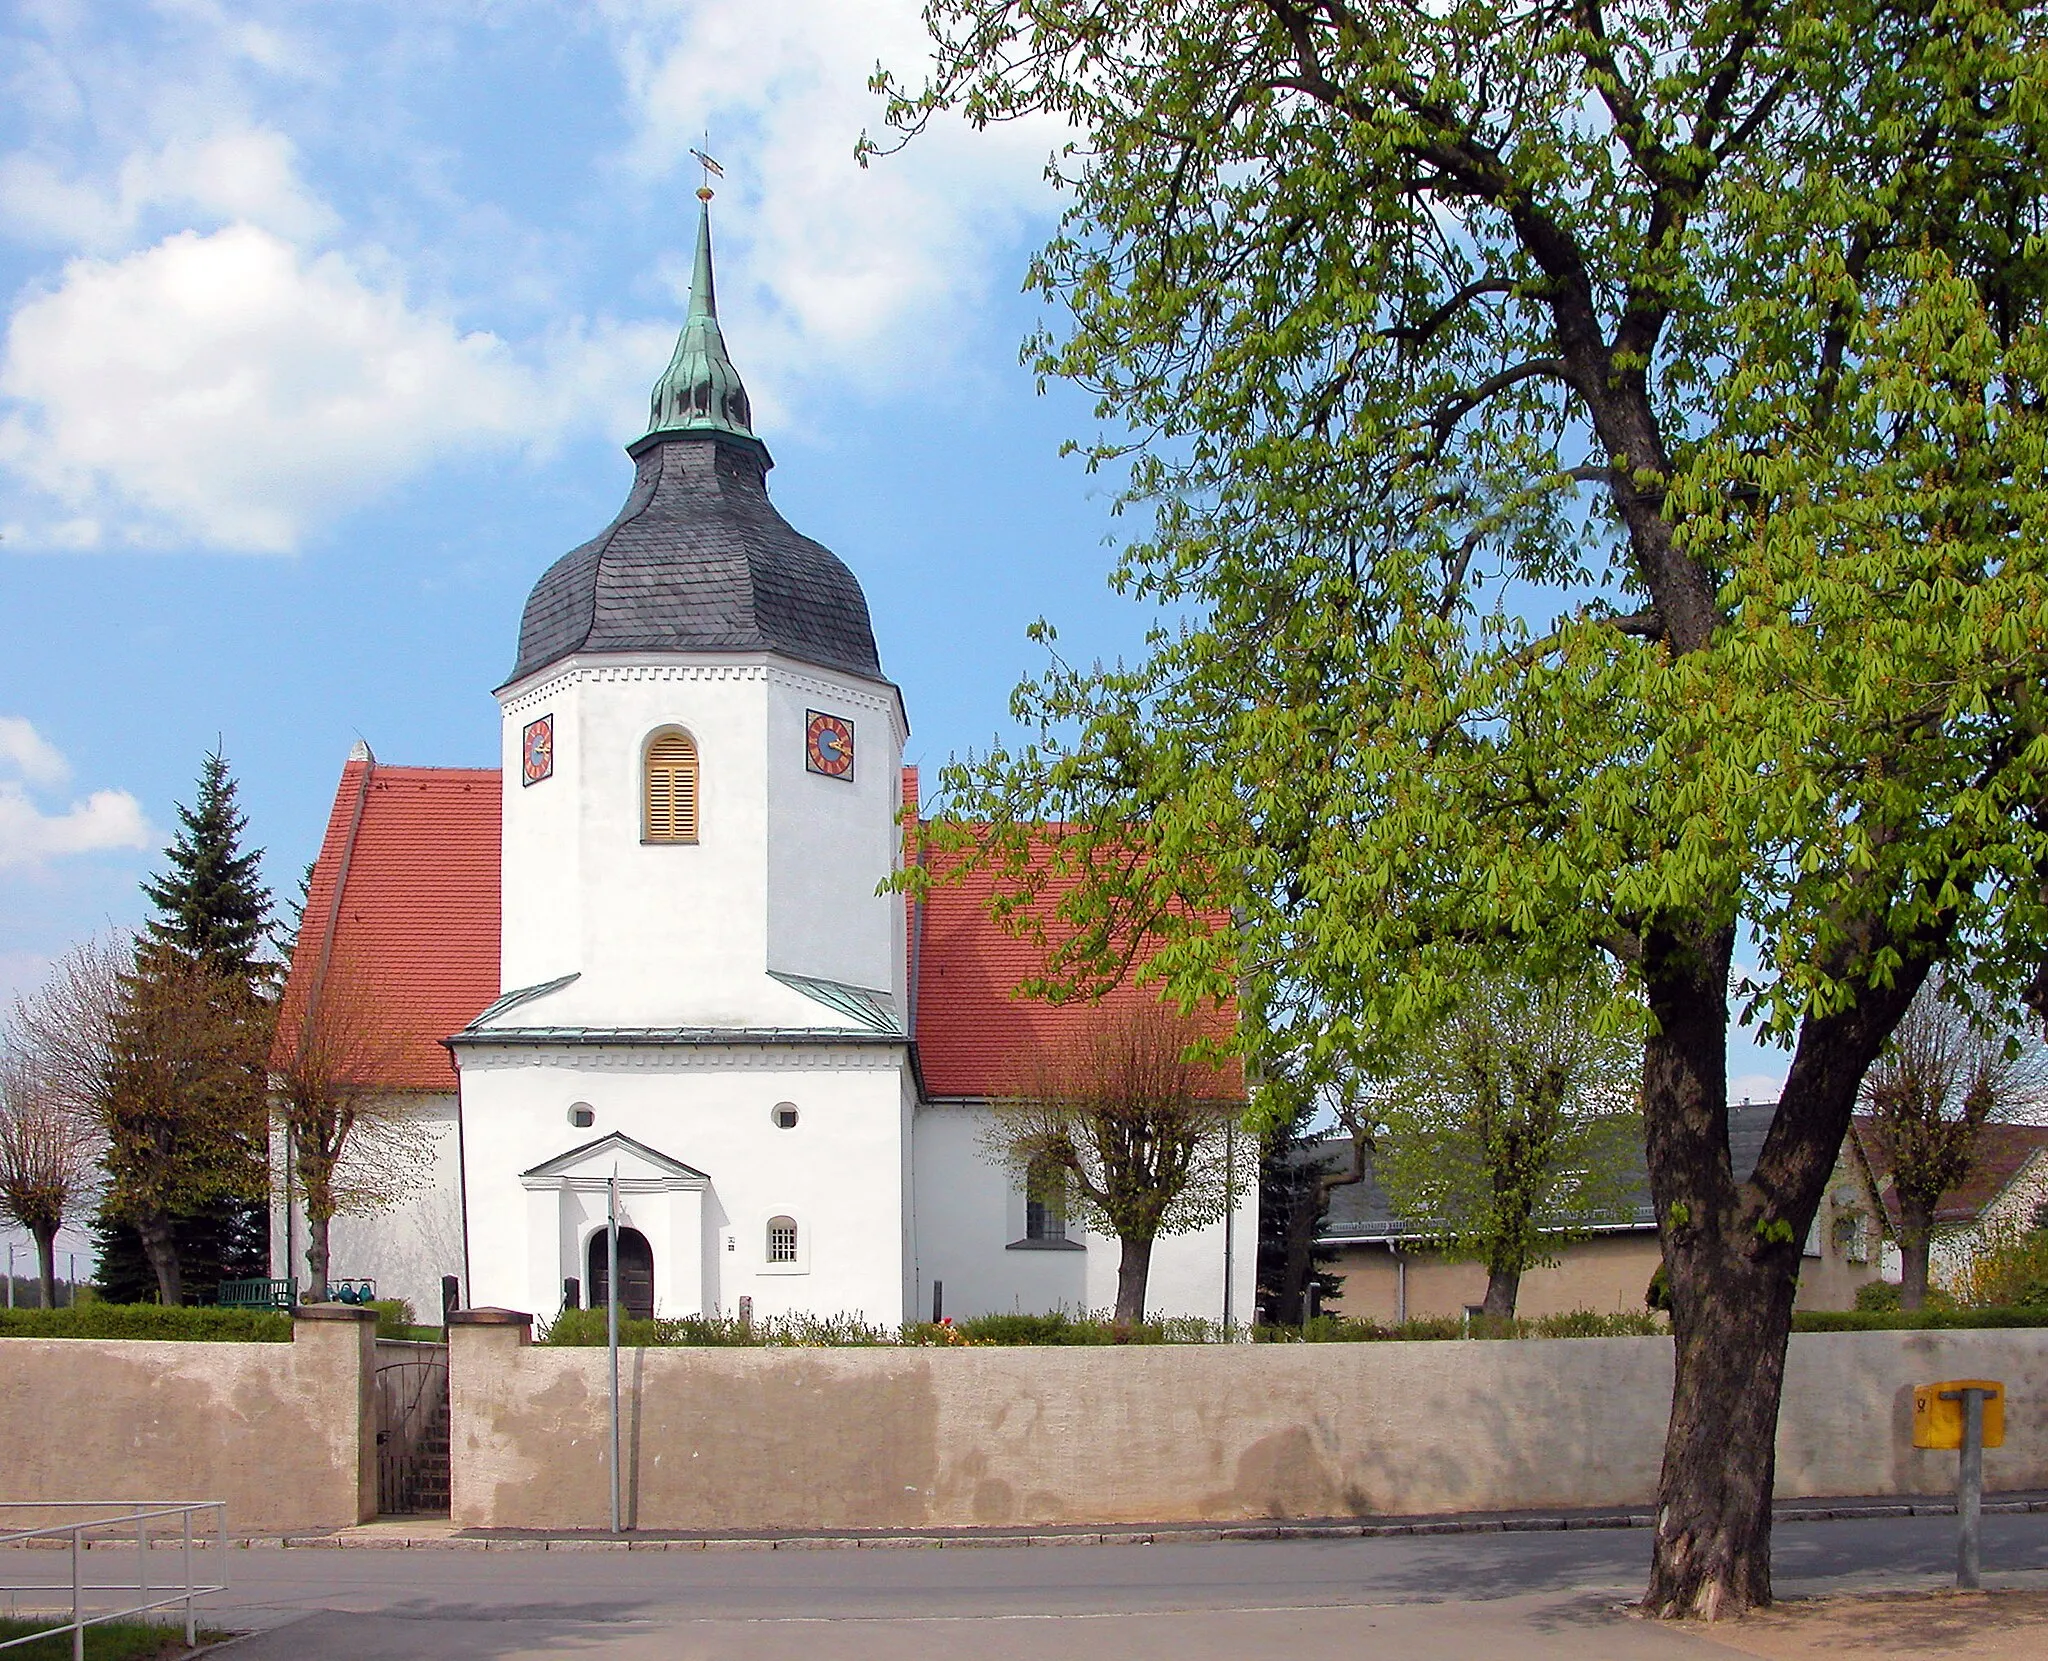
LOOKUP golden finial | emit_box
[690,143,723,202]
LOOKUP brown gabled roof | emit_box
[910,832,1239,1101]
[1852,1117,2048,1228]
[272,758,501,1091]
[275,756,1234,1101]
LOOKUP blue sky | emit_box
[1,2,1136,982]
[0,0,1793,1264]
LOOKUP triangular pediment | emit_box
[520,1131,707,1184]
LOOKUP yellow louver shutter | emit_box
[644,732,699,843]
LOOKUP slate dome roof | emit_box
[506,199,882,689]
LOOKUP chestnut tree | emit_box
[878,0,2048,1618]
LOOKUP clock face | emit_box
[805,710,854,779]
[522,715,554,786]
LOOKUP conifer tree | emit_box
[142,748,272,977]
[94,749,274,1301]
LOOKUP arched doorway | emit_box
[587,1227,655,1321]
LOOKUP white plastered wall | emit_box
[269,1095,465,1320]
[494,653,906,1032]
[458,1042,913,1325]
[764,666,908,1005]
[911,1100,1260,1325]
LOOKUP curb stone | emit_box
[238,1493,2048,1552]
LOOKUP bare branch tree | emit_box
[986,1001,1240,1327]
[272,956,432,1297]
[3,940,123,1305]
[0,971,107,1308]
[1858,979,2048,1311]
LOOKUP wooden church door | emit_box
[588,1227,656,1321]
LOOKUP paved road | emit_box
[14,1514,2048,1659]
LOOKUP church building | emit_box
[273,199,1256,1329]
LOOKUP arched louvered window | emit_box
[643,729,700,844]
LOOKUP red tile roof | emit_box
[273,760,500,1092]
[274,757,1233,1100]
[1853,1117,2048,1228]
[911,835,1239,1101]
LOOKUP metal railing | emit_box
[0,1502,226,1660]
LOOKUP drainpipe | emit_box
[1221,1117,1237,1331]
[1395,1245,1407,1325]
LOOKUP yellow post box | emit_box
[1913,1379,2005,1450]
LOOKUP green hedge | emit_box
[535,1306,1668,1347]
[540,1308,907,1347]
[0,1304,292,1342]
[1256,1309,1665,1342]
[1792,1306,2048,1332]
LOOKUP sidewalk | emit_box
[280,1489,2048,1551]
[1691,1589,2048,1659]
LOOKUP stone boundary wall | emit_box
[448,1316,2048,1532]
[1,1307,377,1535]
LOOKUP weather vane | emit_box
[689,139,723,202]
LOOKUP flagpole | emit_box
[608,1169,621,1534]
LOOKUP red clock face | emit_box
[522,716,553,785]
[805,710,854,779]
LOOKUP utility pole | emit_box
[607,1170,622,1535]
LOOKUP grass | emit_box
[0,1617,229,1660]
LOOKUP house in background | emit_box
[1310,1102,1877,1322]
[1849,1119,2048,1295]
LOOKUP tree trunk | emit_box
[1896,1202,1933,1312]
[1277,1172,1322,1324]
[1114,1234,1154,1331]
[135,1212,182,1306]
[1639,920,1783,1620]
[1481,1265,1520,1321]
[33,1223,59,1310]
[1637,921,1927,1620]
[1645,1229,1798,1618]
[305,1213,331,1300]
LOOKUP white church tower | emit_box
[453,193,917,1323]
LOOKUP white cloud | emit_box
[0,2,1060,552]
[0,127,336,251]
[0,786,151,870]
[0,226,648,552]
[0,717,70,789]
[0,719,149,871]
[596,0,1060,408]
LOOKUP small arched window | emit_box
[766,1215,799,1264]
[643,729,699,844]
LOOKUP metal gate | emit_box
[374,1349,450,1516]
